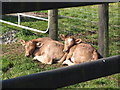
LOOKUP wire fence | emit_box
[58,3,119,56]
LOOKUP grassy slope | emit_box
[1,3,120,88]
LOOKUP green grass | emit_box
[1,3,120,88]
[62,74,119,88]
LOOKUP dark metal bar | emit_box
[2,55,120,89]
[1,2,107,14]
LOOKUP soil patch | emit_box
[2,42,24,56]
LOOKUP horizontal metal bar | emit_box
[1,0,119,2]
[0,19,49,33]
[1,2,112,14]
[18,13,48,21]
[2,55,120,89]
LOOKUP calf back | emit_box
[71,43,98,64]
[34,40,64,61]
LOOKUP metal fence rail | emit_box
[2,55,120,89]
[0,13,49,33]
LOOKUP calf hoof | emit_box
[62,60,75,66]
[62,60,69,65]
[33,56,38,61]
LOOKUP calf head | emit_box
[60,34,82,52]
[20,40,42,57]
[20,40,36,57]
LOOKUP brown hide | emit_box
[20,37,66,64]
[33,40,65,64]
[60,35,98,66]
[20,37,52,57]
[70,43,98,64]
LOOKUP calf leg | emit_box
[58,53,67,63]
[33,55,52,64]
[44,56,53,64]
[62,48,75,66]
[66,50,73,60]
[92,50,98,60]
[33,56,44,62]
[62,60,75,66]
[33,48,41,56]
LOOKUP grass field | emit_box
[1,3,120,88]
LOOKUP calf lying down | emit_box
[20,36,101,66]
[20,37,66,64]
[60,34,101,66]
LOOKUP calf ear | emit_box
[19,40,26,46]
[36,42,44,48]
[59,34,65,40]
[75,39,82,44]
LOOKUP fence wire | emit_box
[58,3,119,56]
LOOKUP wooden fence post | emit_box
[48,9,58,40]
[98,3,109,57]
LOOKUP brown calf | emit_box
[60,34,98,66]
[20,37,66,64]
[20,37,52,57]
